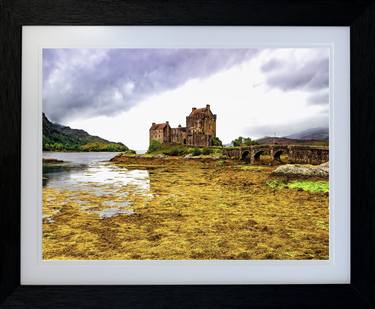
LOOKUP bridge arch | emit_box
[253,150,265,163]
[252,147,272,164]
[273,149,288,163]
[241,150,250,163]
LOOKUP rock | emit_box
[109,153,124,161]
[318,161,329,173]
[184,154,193,159]
[272,162,329,178]
[43,158,64,164]
[155,154,166,158]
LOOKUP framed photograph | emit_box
[1,0,374,308]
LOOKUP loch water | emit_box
[43,152,150,218]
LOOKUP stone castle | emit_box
[150,105,217,147]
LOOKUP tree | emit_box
[242,137,255,146]
[232,136,243,147]
[211,136,223,146]
[231,136,257,147]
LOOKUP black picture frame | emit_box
[1,0,374,308]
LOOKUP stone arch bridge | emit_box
[223,145,328,165]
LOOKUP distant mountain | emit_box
[43,113,129,152]
[256,127,329,146]
[286,127,329,140]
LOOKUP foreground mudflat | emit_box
[43,156,328,260]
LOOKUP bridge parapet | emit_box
[222,147,241,159]
[288,145,328,165]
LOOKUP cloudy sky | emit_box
[43,48,329,150]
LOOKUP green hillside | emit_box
[43,113,130,152]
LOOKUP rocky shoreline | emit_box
[43,158,65,164]
[110,153,227,163]
[110,153,329,178]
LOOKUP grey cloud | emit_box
[307,91,329,105]
[261,59,284,72]
[43,48,259,123]
[264,54,329,92]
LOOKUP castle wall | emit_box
[187,134,212,147]
[149,127,171,144]
[186,116,216,136]
[150,129,163,144]
[171,127,187,144]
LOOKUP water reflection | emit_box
[43,152,150,218]
[44,163,150,190]
[98,208,135,219]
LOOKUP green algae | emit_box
[266,179,329,193]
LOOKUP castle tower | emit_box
[186,104,216,147]
[149,121,171,144]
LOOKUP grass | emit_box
[266,179,329,193]
[43,158,329,260]
[288,181,329,193]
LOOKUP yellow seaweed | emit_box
[43,159,329,260]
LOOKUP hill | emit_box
[256,137,297,145]
[256,136,328,146]
[43,113,130,152]
[286,127,329,140]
